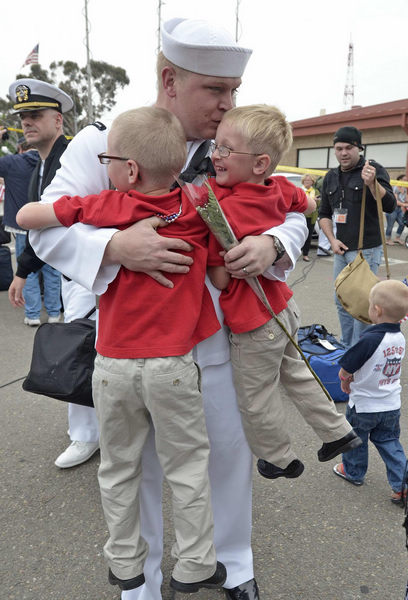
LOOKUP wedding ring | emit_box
[242,266,249,275]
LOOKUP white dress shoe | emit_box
[55,440,99,468]
[47,314,61,323]
[24,317,41,326]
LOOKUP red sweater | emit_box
[207,177,308,334]
[54,188,220,358]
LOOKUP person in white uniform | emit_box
[30,18,308,600]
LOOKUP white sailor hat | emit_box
[9,78,73,114]
[161,18,252,78]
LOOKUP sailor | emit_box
[31,18,307,600]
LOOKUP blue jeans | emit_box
[385,208,404,238]
[15,232,61,319]
[333,245,382,347]
[343,405,407,491]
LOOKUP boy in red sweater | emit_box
[17,107,226,595]
[207,104,361,480]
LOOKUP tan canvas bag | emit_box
[334,181,390,324]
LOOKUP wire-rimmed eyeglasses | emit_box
[209,142,262,159]
[98,152,130,165]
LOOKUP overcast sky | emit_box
[1,0,407,128]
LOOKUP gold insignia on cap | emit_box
[15,84,30,103]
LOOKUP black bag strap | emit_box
[298,323,329,343]
[84,307,96,319]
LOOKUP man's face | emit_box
[19,109,61,149]
[334,142,361,171]
[170,72,242,141]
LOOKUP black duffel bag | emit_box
[22,308,96,407]
[0,246,13,290]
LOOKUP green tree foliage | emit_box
[0,59,130,148]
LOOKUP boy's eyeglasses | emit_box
[209,142,262,159]
[98,153,129,165]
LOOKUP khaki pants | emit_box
[230,298,351,468]
[92,352,216,583]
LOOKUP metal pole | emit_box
[157,0,162,54]
[235,0,241,42]
[84,0,94,122]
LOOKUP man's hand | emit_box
[361,160,376,187]
[331,239,349,255]
[8,276,26,307]
[103,216,194,289]
[224,235,277,279]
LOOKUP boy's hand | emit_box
[340,379,352,394]
[103,216,194,289]
[339,368,353,394]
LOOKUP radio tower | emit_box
[343,37,354,110]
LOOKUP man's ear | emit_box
[55,111,63,129]
[127,159,140,184]
[161,66,177,98]
[253,154,271,176]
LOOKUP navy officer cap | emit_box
[9,78,73,114]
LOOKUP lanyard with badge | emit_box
[333,174,348,224]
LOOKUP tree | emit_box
[0,59,130,149]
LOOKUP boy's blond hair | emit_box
[220,104,293,176]
[110,107,186,186]
[370,279,408,322]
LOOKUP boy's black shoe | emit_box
[317,430,363,462]
[108,568,145,590]
[224,577,260,599]
[257,458,304,479]
[170,561,227,593]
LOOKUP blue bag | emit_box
[298,324,348,402]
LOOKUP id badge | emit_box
[334,208,348,224]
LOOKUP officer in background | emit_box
[8,79,100,469]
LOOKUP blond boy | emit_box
[334,280,408,504]
[207,104,361,481]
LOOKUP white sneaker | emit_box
[55,441,99,468]
[24,317,41,327]
[47,314,61,323]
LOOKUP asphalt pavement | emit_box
[1,241,408,600]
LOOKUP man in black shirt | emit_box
[319,126,395,346]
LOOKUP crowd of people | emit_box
[2,15,408,600]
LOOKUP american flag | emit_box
[22,44,39,67]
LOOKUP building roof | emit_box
[291,98,408,137]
